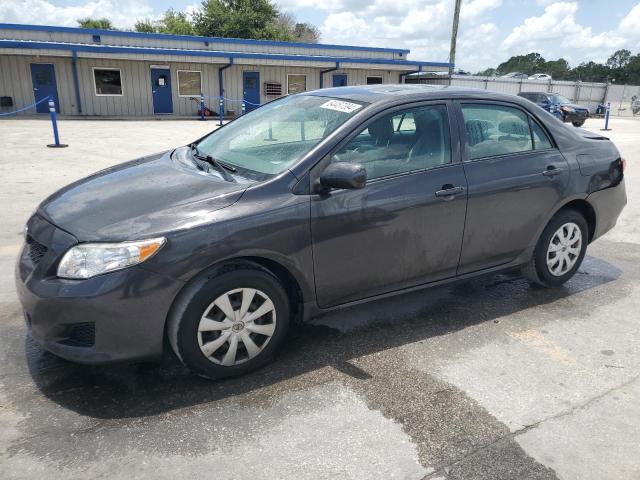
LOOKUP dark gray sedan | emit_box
[16,85,627,379]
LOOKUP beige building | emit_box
[0,23,451,117]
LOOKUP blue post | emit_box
[602,102,611,131]
[219,98,224,127]
[200,94,205,121]
[241,102,246,116]
[47,98,68,148]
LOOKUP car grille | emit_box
[26,235,48,264]
[60,322,96,347]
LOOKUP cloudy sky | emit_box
[1,0,640,71]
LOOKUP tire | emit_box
[572,120,586,127]
[168,266,290,379]
[522,209,588,288]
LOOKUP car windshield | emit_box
[549,94,571,104]
[195,95,368,180]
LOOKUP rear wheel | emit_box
[572,120,586,127]
[523,209,588,287]
[168,267,290,379]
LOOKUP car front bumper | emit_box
[563,110,589,123]
[15,215,184,365]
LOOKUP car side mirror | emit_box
[319,163,367,191]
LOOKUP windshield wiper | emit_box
[189,143,237,183]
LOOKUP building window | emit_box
[287,74,306,94]
[93,68,123,96]
[366,76,383,85]
[177,70,202,97]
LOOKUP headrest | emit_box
[465,119,488,146]
[368,117,394,143]
[498,117,529,136]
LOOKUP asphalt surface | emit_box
[0,116,638,480]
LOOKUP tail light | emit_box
[621,157,627,173]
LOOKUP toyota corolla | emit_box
[16,85,626,379]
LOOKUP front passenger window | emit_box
[331,105,451,180]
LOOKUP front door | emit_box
[150,68,173,114]
[310,102,467,308]
[243,71,260,112]
[456,101,570,274]
[30,64,59,113]
[332,74,347,87]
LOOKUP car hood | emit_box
[38,149,248,241]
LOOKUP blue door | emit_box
[150,68,173,114]
[243,71,260,112]
[332,74,347,87]
[30,64,59,113]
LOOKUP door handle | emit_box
[435,185,465,199]
[542,166,563,177]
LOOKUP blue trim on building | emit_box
[0,40,453,68]
[0,22,410,56]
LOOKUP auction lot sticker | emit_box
[320,100,363,113]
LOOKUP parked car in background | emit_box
[16,85,626,379]
[501,72,529,79]
[632,97,640,115]
[518,92,589,127]
[529,73,552,80]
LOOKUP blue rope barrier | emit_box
[0,96,50,116]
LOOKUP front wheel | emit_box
[572,120,586,127]
[168,267,291,379]
[523,209,588,287]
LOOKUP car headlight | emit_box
[57,237,166,279]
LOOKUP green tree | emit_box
[158,9,195,35]
[566,61,610,82]
[134,19,156,33]
[542,58,570,80]
[192,0,287,40]
[496,53,546,76]
[606,49,632,84]
[135,10,195,35]
[626,55,640,85]
[77,17,117,30]
[275,12,319,42]
[475,67,496,77]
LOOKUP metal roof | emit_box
[0,39,453,69]
[0,22,410,55]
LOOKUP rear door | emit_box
[455,101,569,274]
[310,101,468,307]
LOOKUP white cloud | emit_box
[0,0,154,28]
[502,2,580,47]
[461,0,502,21]
[619,3,640,35]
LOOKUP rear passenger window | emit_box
[531,120,553,150]
[461,104,533,160]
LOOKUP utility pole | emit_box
[448,0,462,75]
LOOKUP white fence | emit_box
[414,75,639,117]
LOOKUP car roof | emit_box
[305,84,532,106]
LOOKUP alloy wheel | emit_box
[197,288,277,366]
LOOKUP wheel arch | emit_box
[164,255,307,356]
[557,199,596,242]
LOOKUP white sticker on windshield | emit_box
[320,100,363,113]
